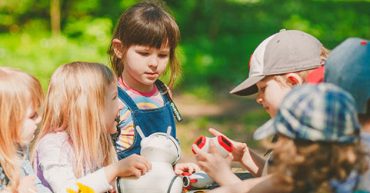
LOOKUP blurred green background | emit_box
[1,0,369,157]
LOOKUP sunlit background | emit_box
[1,0,369,158]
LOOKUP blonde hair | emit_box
[0,67,43,190]
[267,136,368,193]
[108,1,181,88]
[269,46,330,87]
[34,62,116,177]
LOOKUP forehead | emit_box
[134,43,170,51]
[256,76,275,86]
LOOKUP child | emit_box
[324,37,370,192]
[208,84,368,193]
[108,1,198,174]
[32,62,151,193]
[0,67,51,193]
[193,29,329,185]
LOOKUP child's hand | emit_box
[209,128,264,176]
[192,141,240,186]
[174,162,200,175]
[18,176,37,193]
[209,128,247,162]
[113,154,152,178]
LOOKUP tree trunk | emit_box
[50,0,61,36]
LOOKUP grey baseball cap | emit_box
[325,37,370,114]
[230,30,323,96]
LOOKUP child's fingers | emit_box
[226,153,234,162]
[132,169,142,178]
[209,128,233,142]
[186,163,198,174]
[192,144,208,161]
[192,144,201,154]
[134,161,149,175]
[141,158,152,171]
[208,128,223,137]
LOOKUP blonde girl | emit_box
[0,67,51,193]
[32,62,151,193]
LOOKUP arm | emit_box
[36,133,112,193]
[37,133,151,193]
[192,143,241,186]
[207,174,282,193]
[240,148,265,177]
[208,128,265,176]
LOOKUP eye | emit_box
[137,51,150,56]
[158,53,169,58]
[258,86,266,93]
[30,112,39,120]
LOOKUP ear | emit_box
[112,39,124,59]
[286,73,303,86]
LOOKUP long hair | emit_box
[0,67,43,190]
[33,62,117,177]
[108,1,181,88]
[268,136,368,193]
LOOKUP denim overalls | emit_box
[116,81,177,160]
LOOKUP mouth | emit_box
[145,72,159,79]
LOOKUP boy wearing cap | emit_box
[193,30,329,184]
[325,37,370,192]
[208,84,368,193]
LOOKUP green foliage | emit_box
[1,0,370,151]
[1,0,370,91]
[0,32,109,90]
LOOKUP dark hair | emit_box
[108,1,180,88]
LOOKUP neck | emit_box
[359,114,370,133]
[362,121,370,133]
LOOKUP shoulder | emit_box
[38,132,69,148]
[36,132,72,161]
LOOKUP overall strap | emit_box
[155,79,171,103]
[117,86,139,111]
[155,80,183,122]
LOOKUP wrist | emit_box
[104,164,118,183]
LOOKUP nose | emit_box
[148,55,159,68]
[256,95,263,105]
[35,116,42,125]
[117,100,124,111]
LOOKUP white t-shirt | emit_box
[35,132,112,193]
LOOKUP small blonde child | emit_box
[32,62,151,193]
[109,1,198,174]
[0,67,51,193]
[194,30,329,185]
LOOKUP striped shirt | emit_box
[115,79,164,151]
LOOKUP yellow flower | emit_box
[67,182,95,193]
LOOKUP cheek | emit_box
[158,59,169,72]
[21,119,36,136]
[22,119,32,130]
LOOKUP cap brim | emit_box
[253,119,277,140]
[230,75,265,96]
